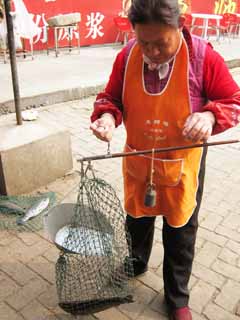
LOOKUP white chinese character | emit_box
[58,26,79,42]
[214,0,236,14]
[85,12,105,39]
[31,13,48,44]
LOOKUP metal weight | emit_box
[144,185,157,207]
[144,148,157,207]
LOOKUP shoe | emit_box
[124,257,148,278]
[132,265,148,278]
[169,307,192,320]
[131,258,148,278]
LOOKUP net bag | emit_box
[48,162,134,315]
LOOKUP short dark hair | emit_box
[128,0,180,28]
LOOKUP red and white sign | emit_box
[22,0,122,50]
[21,0,240,50]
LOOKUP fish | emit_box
[54,225,113,255]
[0,200,26,213]
[16,197,50,225]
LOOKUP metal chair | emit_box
[0,32,34,63]
[209,13,237,41]
[113,16,134,45]
[227,13,239,38]
[181,13,194,30]
[181,14,202,34]
[237,14,240,37]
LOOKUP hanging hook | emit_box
[144,148,157,208]
[107,141,111,155]
[85,160,96,179]
[150,148,155,187]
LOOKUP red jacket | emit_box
[91,29,240,134]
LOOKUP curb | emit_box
[0,58,239,115]
[0,84,105,115]
[225,59,240,69]
[226,59,240,69]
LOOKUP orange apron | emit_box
[122,39,203,227]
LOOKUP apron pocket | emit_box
[124,144,183,186]
[154,158,183,186]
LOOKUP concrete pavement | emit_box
[0,39,240,320]
[0,44,121,113]
[0,37,240,113]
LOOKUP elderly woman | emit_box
[90,0,240,319]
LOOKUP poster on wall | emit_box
[15,0,240,50]
[120,0,240,14]
[21,0,123,50]
[214,0,239,14]
[193,0,239,14]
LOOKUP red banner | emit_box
[22,0,123,50]
[20,0,240,51]
[191,0,240,14]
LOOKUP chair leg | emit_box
[46,27,49,55]
[77,24,80,54]
[234,25,239,38]
[30,40,34,60]
[226,26,231,43]
[217,29,225,42]
[54,27,58,57]
[115,31,121,43]
[21,38,26,59]
[232,24,238,38]
[123,32,128,45]
[3,47,7,63]
[215,30,220,42]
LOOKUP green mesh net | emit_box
[0,192,56,231]
[47,162,134,315]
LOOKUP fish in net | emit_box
[45,162,134,315]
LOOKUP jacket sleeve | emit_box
[90,46,127,127]
[202,44,240,134]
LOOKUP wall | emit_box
[21,0,240,50]
[23,0,122,50]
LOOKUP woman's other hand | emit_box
[182,111,216,142]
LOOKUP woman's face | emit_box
[134,23,181,64]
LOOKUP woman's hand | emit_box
[90,113,115,142]
[182,111,215,142]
